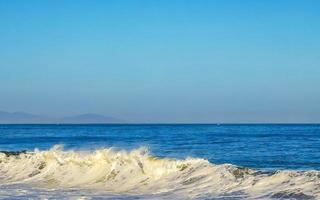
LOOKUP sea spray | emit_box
[0,145,319,199]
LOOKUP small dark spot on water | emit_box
[28,170,41,177]
[0,150,27,157]
[137,160,145,174]
[177,163,189,171]
[231,167,252,179]
[270,191,314,199]
[139,178,149,184]
[182,175,206,185]
[38,162,46,170]
[106,170,119,181]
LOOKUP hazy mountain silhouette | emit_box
[0,111,124,124]
[0,111,53,124]
[60,113,123,124]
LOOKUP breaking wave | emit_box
[0,145,319,199]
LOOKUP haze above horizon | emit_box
[0,0,320,123]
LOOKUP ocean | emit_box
[0,124,319,199]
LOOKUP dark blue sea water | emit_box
[1,124,319,170]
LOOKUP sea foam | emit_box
[0,145,319,199]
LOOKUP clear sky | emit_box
[0,0,319,123]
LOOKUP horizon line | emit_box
[0,123,319,125]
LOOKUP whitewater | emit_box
[0,145,319,199]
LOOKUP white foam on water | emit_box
[0,145,319,199]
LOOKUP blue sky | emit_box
[0,0,319,123]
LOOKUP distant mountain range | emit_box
[0,111,124,124]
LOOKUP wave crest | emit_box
[0,145,319,199]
